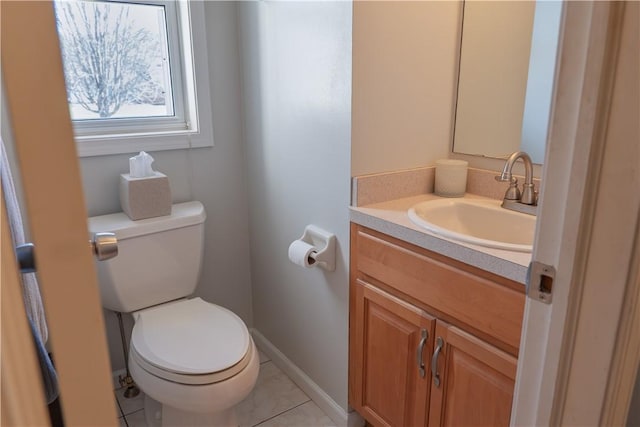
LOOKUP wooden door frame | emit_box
[513,1,639,425]
[1,193,51,427]
[1,1,117,425]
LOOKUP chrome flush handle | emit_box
[91,232,118,261]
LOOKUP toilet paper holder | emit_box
[297,225,336,271]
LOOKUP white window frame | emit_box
[66,0,213,157]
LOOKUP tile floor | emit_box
[114,349,335,427]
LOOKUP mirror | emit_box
[452,1,562,164]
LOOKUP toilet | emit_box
[89,201,259,427]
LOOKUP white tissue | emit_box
[129,151,156,178]
[288,240,317,268]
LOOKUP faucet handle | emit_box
[499,176,521,201]
[521,183,537,205]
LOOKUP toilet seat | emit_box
[130,297,251,385]
[130,341,253,385]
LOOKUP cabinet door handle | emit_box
[416,329,428,378]
[431,337,444,387]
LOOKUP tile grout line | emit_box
[118,394,145,417]
[258,350,271,365]
[121,411,131,427]
[115,357,325,426]
[250,398,312,427]
[122,406,144,417]
[114,390,125,419]
[124,409,144,426]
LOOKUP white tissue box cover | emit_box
[120,172,171,220]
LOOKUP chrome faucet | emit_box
[495,151,537,215]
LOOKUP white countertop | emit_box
[350,193,531,284]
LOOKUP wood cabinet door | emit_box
[352,279,435,427]
[428,320,518,427]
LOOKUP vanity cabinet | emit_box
[349,224,525,427]
[427,320,517,426]
[351,280,435,427]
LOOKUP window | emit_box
[53,0,213,156]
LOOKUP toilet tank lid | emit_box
[88,201,206,240]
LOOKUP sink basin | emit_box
[408,198,536,252]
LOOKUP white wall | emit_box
[351,1,461,176]
[520,1,563,163]
[239,1,352,412]
[80,1,252,372]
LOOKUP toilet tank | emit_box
[89,201,206,313]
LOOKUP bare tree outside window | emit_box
[55,1,174,120]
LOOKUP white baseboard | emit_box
[250,328,364,427]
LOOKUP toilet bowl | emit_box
[89,202,258,426]
[129,298,259,426]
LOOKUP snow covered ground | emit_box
[70,103,171,120]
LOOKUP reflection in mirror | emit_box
[452,1,562,164]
